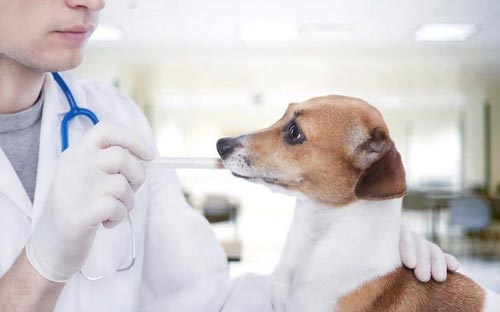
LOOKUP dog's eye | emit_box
[285,121,306,144]
[290,124,301,140]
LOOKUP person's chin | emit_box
[58,55,83,71]
[40,49,84,72]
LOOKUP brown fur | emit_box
[355,140,407,200]
[245,95,405,206]
[337,267,485,312]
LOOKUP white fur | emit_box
[270,197,403,312]
[483,288,500,312]
[221,142,303,189]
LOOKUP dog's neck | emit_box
[271,197,403,312]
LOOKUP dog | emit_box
[216,95,500,312]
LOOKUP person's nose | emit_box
[65,0,105,11]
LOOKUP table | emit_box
[424,193,460,245]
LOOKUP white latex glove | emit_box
[26,122,154,283]
[399,225,459,282]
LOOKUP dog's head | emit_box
[217,95,406,207]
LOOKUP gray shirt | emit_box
[0,95,43,203]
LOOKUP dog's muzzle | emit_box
[216,137,243,159]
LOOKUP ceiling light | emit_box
[414,23,478,41]
[300,23,354,38]
[240,22,298,42]
[90,25,124,41]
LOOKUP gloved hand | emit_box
[399,225,459,282]
[26,122,155,283]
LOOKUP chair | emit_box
[449,196,491,230]
[448,196,492,256]
[202,195,238,223]
[202,195,241,262]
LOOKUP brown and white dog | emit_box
[216,95,500,312]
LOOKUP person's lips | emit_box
[54,25,95,43]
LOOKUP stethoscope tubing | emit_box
[52,72,136,281]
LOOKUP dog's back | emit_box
[337,266,495,312]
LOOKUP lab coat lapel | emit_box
[31,73,91,227]
[0,147,32,217]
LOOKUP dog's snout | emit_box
[216,137,242,158]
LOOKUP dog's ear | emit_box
[353,127,407,200]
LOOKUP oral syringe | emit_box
[144,157,224,170]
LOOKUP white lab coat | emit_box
[0,73,271,311]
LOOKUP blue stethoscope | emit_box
[52,72,136,281]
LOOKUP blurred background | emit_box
[75,0,500,291]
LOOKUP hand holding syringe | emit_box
[143,157,224,170]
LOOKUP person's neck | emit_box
[271,197,403,311]
[0,56,46,114]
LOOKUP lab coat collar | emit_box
[0,149,32,217]
[0,72,91,225]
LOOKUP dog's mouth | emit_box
[231,172,281,185]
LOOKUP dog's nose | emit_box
[216,137,241,158]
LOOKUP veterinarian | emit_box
[0,1,459,311]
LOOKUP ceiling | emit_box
[96,0,500,49]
